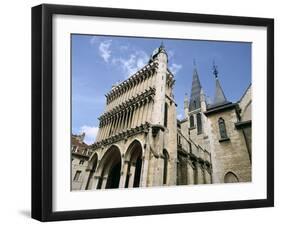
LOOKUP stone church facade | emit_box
[71,44,252,190]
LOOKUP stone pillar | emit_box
[128,163,136,188]
[90,175,101,190]
[105,119,110,137]
[140,155,148,187]
[137,102,144,126]
[204,166,211,184]
[187,161,194,185]
[141,100,148,124]
[80,170,91,190]
[132,104,138,128]
[116,112,122,134]
[113,114,120,134]
[119,161,129,188]
[124,108,130,130]
[197,163,204,184]
[101,176,108,189]
[128,105,135,129]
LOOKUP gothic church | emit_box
[71,44,252,190]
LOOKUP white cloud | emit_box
[113,50,149,78]
[170,63,182,75]
[167,50,175,59]
[79,125,99,144]
[177,114,183,120]
[89,36,97,45]
[99,40,112,63]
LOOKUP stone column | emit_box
[115,113,121,134]
[138,103,143,127]
[131,104,138,128]
[187,161,194,185]
[141,100,148,124]
[128,162,136,188]
[204,167,211,184]
[90,175,101,190]
[119,161,129,188]
[196,163,204,184]
[101,176,108,189]
[135,104,141,128]
[113,113,120,134]
[80,170,91,190]
[139,155,148,187]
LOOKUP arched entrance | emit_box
[85,153,98,190]
[124,140,143,188]
[96,145,122,189]
[224,171,239,183]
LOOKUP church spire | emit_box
[212,62,228,106]
[189,60,202,111]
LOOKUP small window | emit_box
[164,103,168,127]
[218,118,228,139]
[72,146,77,152]
[196,113,202,134]
[79,160,84,165]
[73,170,81,181]
[163,150,169,185]
[190,115,194,128]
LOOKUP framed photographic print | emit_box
[31,4,274,221]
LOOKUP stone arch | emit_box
[85,153,98,190]
[224,171,239,183]
[95,145,122,189]
[124,140,143,188]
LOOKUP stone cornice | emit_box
[99,87,155,122]
[106,61,158,103]
[91,122,151,150]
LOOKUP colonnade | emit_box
[105,64,157,112]
[96,96,154,142]
[177,155,212,185]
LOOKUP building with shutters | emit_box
[71,44,251,190]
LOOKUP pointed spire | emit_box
[212,62,228,106]
[160,41,165,50]
[189,61,202,111]
[184,93,189,109]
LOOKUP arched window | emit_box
[224,172,239,183]
[190,115,194,128]
[218,118,228,139]
[163,150,169,185]
[196,113,202,134]
[164,103,168,127]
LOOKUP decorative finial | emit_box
[193,59,196,67]
[213,60,218,79]
[160,41,165,50]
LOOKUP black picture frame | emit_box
[32,4,274,222]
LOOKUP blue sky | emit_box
[72,34,251,144]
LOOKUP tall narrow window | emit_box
[196,113,202,134]
[190,115,194,128]
[164,103,168,127]
[163,150,169,185]
[218,117,228,139]
[73,170,81,181]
